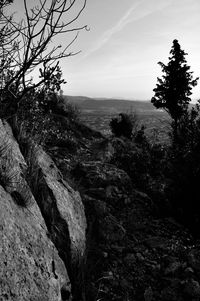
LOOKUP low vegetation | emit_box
[109,112,137,139]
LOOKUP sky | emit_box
[8,0,200,100]
[62,0,200,100]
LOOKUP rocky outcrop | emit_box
[0,181,70,301]
[26,144,86,299]
[0,119,34,207]
[0,186,71,301]
[0,119,87,300]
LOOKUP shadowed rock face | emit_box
[32,145,86,266]
[29,145,87,299]
[0,185,70,301]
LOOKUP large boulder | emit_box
[0,184,70,301]
[0,119,87,300]
[29,144,86,297]
[0,119,71,300]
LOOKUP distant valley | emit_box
[62,95,169,142]
[63,95,166,117]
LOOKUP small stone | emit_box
[164,261,182,275]
[144,286,153,301]
[124,253,136,266]
[103,252,108,258]
[184,279,200,297]
[160,287,178,301]
[184,267,195,277]
[136,252,144,261]
[145,236,167,249]
[188,250,200,272]
[120,278,130,289]
[152,264,161,276]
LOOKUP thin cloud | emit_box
[82,1,142,59]
[83,0,172,59]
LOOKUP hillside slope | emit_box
[1,102,200,301]
[63,95,166,115]
[45,110,200,301]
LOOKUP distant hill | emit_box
[63,95,164,116]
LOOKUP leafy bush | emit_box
[109,113,137,139]
[110,126,166,194]
[8,89,82,147]
[52,96,81,122]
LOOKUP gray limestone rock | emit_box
[0,119,34,207]
[30,144,86,275]
[0,185,70,301]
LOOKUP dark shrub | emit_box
[110,128,166,195]
[51,95,80,122]
[109,113,137,139]
[163,102,200,234]
[110,139,150,191]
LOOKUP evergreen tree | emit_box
[151,39,198,137]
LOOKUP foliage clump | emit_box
[109,112,137,139]
[109,119,166,196]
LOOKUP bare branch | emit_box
[0,0,88,100]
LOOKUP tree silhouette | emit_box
[151,39,198,138]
